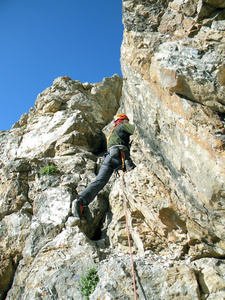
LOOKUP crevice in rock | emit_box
[91,214,108,241]
[1,271,15,300]
[0,251,23,300]
[79,201,110,241]
[175,93,193,101]
[193,253,225,261]
[134,264,148,300]
[217,111,225,123]
[192,268,204,299]
[89,131,107,155]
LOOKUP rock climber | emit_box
[72,113,136,219]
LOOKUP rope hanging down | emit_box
[121,170,138,300]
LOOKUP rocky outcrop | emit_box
[119,0,225,260]
[1,1,225,299]
[0,75,123,300]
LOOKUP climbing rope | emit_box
[121,170,138,300]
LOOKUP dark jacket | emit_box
[107,123,135,150]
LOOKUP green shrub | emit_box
[40,165,59,175]
[78,267,99,299]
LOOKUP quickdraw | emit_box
[114,149,135,178]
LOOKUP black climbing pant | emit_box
[79,150,122,205]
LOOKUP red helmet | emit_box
[114,113,129,123]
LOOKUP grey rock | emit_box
[1,2,225,299]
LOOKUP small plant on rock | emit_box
[78,267,99,299]
[40,165,60,175]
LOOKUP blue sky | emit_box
[0,1,123,131]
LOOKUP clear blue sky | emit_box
[0,0,123,131]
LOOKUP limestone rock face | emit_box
[0,75,122,300]
[1,1,225,299]
[120,0,225,262]
[122,0,225,111]
[12,75,122,158]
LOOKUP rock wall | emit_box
[119,0,225,257]
[1,1,225,299]
[0,75,123,299]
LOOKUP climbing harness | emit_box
[112,146,136,179]
[121,168,138,300]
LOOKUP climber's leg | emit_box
[79,153,122,205]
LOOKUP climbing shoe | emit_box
[72,197,84,219]
[124,159,136,172]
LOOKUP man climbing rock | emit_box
[72,113,136,219]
